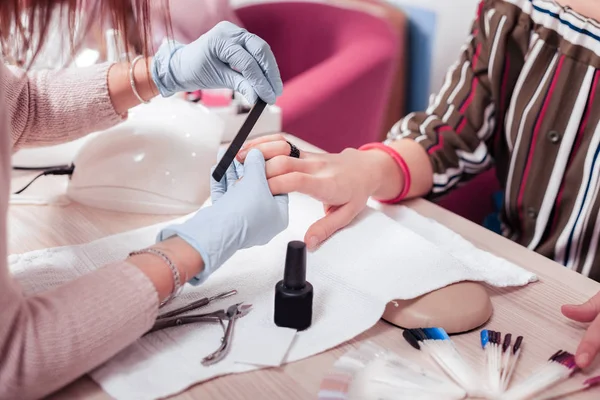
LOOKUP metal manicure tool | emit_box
[149,307,229,333]
[148,302,253,365]
[201,302,253,366]
[156,289,238,320]
[147,289,252,366]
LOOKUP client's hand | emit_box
[236,134,392,250]
[151,21,283,104]
[157,149,288,284]
[562,292,600,368]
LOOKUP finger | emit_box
[238,141,297,162]
[268,172,334,203]
[575,315,600,368]
[243,133,287,148]
[303,203,361,250]
[211,147,231,202]
[266,156,314,179]
[233,157,245,181]
[562,295,600,323]
[243,34,283,96]
[221,45,277,104]
[225,71,258,105]
[210,165,227,203]
[274,193,290,229]
[237,135,294,162]
[241,148,267,180]
[324,204,338,214]
[274,193,289,212]
[225,161,240,192]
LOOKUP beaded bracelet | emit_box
[129,55,150,104]
[129,248,183,306]
[358,142,412,204]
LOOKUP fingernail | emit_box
[307,236,319,250]
[577,353,590,367]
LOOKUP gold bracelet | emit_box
[129,55,150,104]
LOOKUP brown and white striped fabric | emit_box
[388,0,600,281]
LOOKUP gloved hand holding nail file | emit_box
[152,22,283,104]
[157,147,288,285]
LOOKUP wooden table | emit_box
[8,135,600,399]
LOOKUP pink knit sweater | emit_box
[0,62,159,399]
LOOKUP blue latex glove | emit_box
[151,21,283,104]
[157,149,289,285]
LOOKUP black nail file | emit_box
[211,98,268,182]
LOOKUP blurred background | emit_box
[9,0,492,223]
[10,0,480,153]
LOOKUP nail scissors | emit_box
[147,301,253,366]
[201,302,253,366]
[146,289,252,366]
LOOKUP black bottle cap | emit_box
[274,240,313,331]
[283,241,306,290]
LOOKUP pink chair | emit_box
[236,1,401,152]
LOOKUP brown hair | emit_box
[0,0,170,67]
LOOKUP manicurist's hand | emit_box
[235,134,402,250]
[151,21,283,104]
[562,291,600,368]
[157,148,289,285]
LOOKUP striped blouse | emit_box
[389,0,600,281]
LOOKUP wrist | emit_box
[152,236,204,281]
[151,40,186,97]
[127,237,204,304]
[132,56,159,101]
[107,57,159,115]
[156,208,239,285]
[359,146,405,201]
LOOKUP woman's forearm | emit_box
[108,57,159,115]
[0,261,159,399]
[3,62,122,149]
[0,235,204,399]
[4,57,161,150]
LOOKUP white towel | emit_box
[9,193,537,400]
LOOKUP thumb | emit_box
[241,149,266,178]
[562,294,600,323]
[304,203,361,250]
[575,316,600,368]
[210,165,226,203]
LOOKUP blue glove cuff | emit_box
[156,225,213,286]
[151,40,186,98]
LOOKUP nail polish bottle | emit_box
[274,241,313,331]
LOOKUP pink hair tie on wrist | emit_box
[358,142,411,204]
